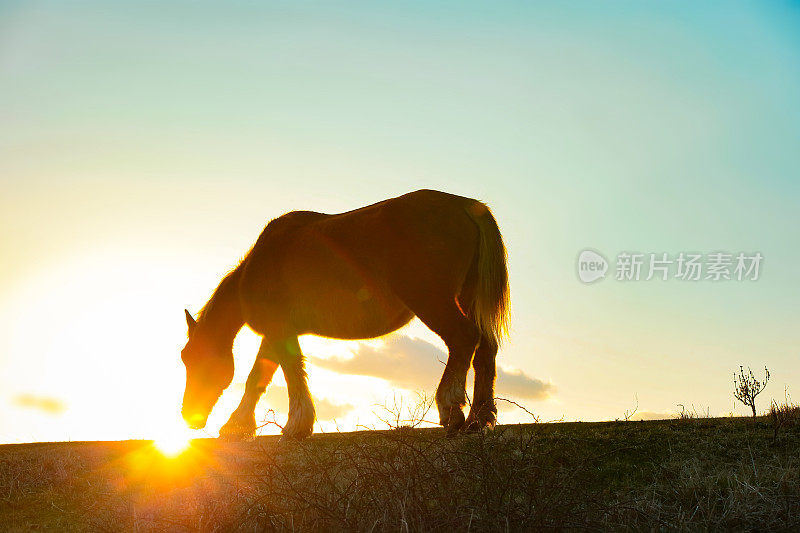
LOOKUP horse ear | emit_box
[185,309,197,335]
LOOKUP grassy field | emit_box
[1,417,799,531]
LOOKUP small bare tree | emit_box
[733,365,770,418]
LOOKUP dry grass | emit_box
[769,395,800,440]
[2,417,800,531]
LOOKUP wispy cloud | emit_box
[13,394,67,415]
[310,336,555,401]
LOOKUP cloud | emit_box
[315,397,355,420]
[13,394,67,415]
[629,410,675,421]
[496,368,555,400]
[310,336,554,401]
[311,336,444,391]
[261,386,354,421]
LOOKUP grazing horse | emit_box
[180,189,509,439]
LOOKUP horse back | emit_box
[239,190,481,337]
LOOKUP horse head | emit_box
[180,309,235,429]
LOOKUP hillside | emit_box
[1,417,799,531]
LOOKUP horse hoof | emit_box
[219,420,256,442]
[444,410,465,436]
[462,418,480,432]
[463,415,496,433]
[278,433,309,443]
[219,431,255,442]
[462,422,495,434]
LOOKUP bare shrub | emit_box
[615,394,639,422]
[237,425,610,530]
[374,391,436,430]
[733,365,770,417]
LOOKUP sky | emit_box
[1,1,799,443]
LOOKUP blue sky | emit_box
[1,1,798,442]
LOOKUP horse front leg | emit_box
[219,339,279,441]
[277,336,316,440]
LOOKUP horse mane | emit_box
[196,262,245,329]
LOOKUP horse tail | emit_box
[464,200,510,346]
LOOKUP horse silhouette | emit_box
[180,189,509,439]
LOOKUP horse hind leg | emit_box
[405,295,480,434]
[465,334,498,431]
[457,282,498,431]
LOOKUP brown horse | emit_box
[180,189,509,439]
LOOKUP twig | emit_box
[494,397,539,422]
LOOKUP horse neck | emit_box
[195,267,245,350]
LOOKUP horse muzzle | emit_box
[182,411,208,430]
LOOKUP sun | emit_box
[153,427,193,456]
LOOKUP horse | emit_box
[180,189,510,439]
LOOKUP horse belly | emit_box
[294,285,413,340]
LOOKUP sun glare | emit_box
[154,427,193,456]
